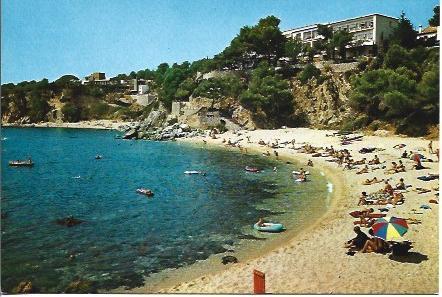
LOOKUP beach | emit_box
[145,127,440,294]
[1,120,133,131]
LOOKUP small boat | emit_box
[136,188,154,197]
[9,160,34,167]
[254,222,285,233]
[95,155,102,160]
[245,166,260,173]
[184,170,205,175]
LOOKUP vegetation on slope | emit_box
[1,6,439,136]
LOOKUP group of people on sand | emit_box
[345,141,439,255]
[345,226,390,253]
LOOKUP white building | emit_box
[138,84,149,94]
[417,25,440,45]
[283,13,399,58]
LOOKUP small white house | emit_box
[138,85,149,94]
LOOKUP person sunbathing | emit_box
[362,177,382,185]
[395,178,406,190]
[368,155,380,165]
[358,192,370,206]
[414,187,431,194]
[354,217,376,228]
[307,159,313,167]
[356,165,369,175]
[381,181,394,196]
[353,158,367,165]
[393,144,406,149]
[361,229,390,253]
[396,160,406,172]
[401,150,408,158]
[376,192,404,205]
[385,162,398,174]
[344,226,369,251]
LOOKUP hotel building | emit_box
[282,14,399,58]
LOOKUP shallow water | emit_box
[1,127,329,293]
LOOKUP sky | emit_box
[1,0,439,83]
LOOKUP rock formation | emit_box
[291,71,352,129]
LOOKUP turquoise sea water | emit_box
[1,127,329,293]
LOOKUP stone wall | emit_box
[314,61,359,73]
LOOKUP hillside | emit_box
[1,14,439,137]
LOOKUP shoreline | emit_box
[139,128,438,294]
[1,120,133,131]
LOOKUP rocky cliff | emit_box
[291,71,353,129]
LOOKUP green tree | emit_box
[219,16,286,68]
[284,39,303,63]
[429,5,440,26]
[330,30,353,61]
[28,90,50,122]
[383,44,411,69]
[62,102,81,122]
[390,12,417,49]
[240,62,293,126]
[297,64,321,83]
[175,77,197,101]
[193,75,244,99]
[158,62,192,108]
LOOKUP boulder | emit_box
[221,255,238,265]
[144,110,166,129]
[13,281,35,293]
[179,123,190,132]
[123,129,137,139]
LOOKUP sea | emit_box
[1,127,331,293]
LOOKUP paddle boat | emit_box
[95,155,103,160]
[136,188,154,197]
[254,222,285,233]
[9,159,34,167]
[245,166,260,173]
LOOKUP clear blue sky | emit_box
[2,0,439,83]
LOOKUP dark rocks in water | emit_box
[224,239,235,246]
[64,279,97,293]
[13,281,36,293]
[238,234,266,241]
[55,216,84,227]
[123,129,137,139]
[221,255,238,265]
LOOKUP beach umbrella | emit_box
[372,217,408,241]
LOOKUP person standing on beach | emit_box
[428,141,433,154]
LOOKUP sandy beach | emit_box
[1,120,133,131]
[145,127,439,294]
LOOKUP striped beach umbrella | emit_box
[372,217,408,241]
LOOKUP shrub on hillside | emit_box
[297,64,321,84]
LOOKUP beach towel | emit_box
[417,175,439,181]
